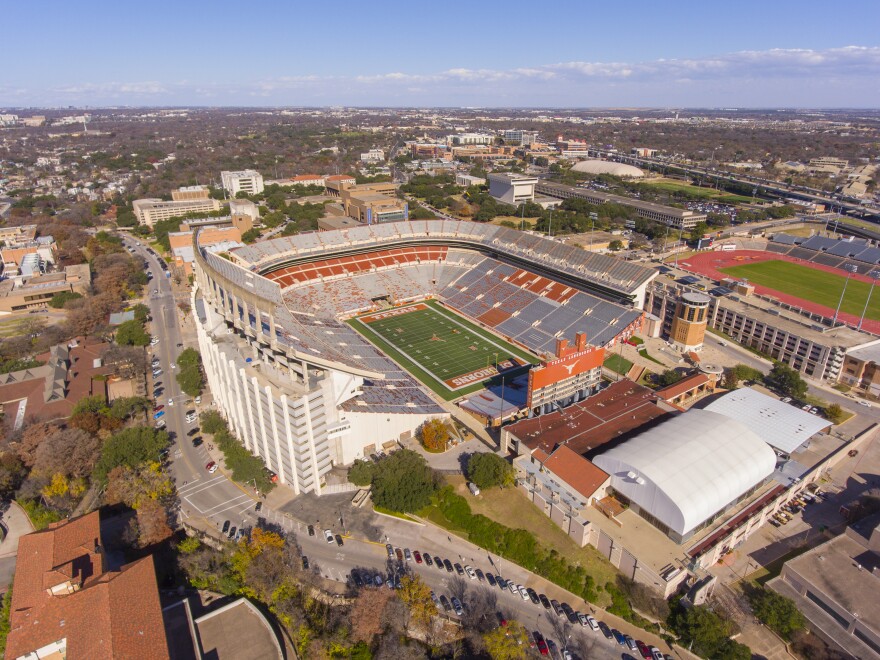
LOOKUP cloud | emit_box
[9,46,880,107]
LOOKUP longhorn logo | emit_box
[562,360,579,375]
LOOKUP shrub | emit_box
[466,452,514,490]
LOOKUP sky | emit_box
[3,0,880,108]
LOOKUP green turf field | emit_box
[719,260,880,321]
[642,180,754,205]
[349,300,538,400]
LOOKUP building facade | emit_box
[132,198,221,227]
[221,169,265,196]
[669,291,710,351]
[488,173,537,205]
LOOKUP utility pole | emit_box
[833,264,857,325]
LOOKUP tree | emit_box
[115,319,150,346]
[656,369,684,388]
[48,291,83,309]
[348,459,374,487]
[690,221,709,242]
[467,453,514,490]
[824,403,844,424]
[724,363,765,389]
[417,418,449,452]
[176,348,204,396]
[370,449,438,513]
[93,426,169,483]
[765,363,808,399]
[483,620,529,660]
[748,588,806,640]
[105,462,173,508]
[32,428,101,479]
[608,239,624,251]
[241,228,262,244]
[134,498,172,547]
[669,603,752,660]
[398,574,437,628]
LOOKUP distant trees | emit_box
[466,453,514,490]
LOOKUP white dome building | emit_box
[593,409,776,542]
[571,160,645,178]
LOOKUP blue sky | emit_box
[3,0,879,107]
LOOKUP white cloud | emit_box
[11,46,880,106]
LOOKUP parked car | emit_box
[324,529,334,544]
[302,556,309,570]
[451,597,464,616]
[222,520,230,534]
[307,525,315,537]
[386,543,394,558]
[206,461,217,473]
[413,550,422,564]
[464,565,476,579]
[404,548,412,561]
[335,534,344,547]
[424,554,433,566]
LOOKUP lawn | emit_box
[603,353,633,375]
[441,476,619,601]
[348,300,539,400]
[642,179,754,205]
[719,260,880,321]
[0,315,46,338]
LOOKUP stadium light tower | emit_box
[858,270,880,331]
[833,264,858,325]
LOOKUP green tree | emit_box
[48,291,83,309]
[347,459,374,486]
[93,426,169,484]
[241,228,261,244]
[748,588,806,640]
[115,319,150,346]
[656,369,684,387]
[371,449,437,513]
[175,348,204,396]
[467,453,514,490]
[483,620,529,660]
[724,363,764,389]
[131,303,150,322]
[669,603,752,660]
[608,239,624,251]
[824,403,844,424]
[765,363,808,399]
[690,221,709,242]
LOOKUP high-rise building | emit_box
[221,170,264,196]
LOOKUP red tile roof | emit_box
[7,511,170,660]
[656,372,710,401]
[541,445,610,500]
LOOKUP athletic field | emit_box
[349,300,538,400]
[719,260,880,321]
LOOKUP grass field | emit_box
[642,179,754,204]
[349,300,538,400]
[719,260,880,321]
[603,353,633,375]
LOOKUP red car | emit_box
[636,640,652,659]
[206,461,217,473]
[413,550,422,564]
[153,405,164,412]
[534,632,548,656]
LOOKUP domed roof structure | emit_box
[571,160,645,178]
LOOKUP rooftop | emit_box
[506,380,670,456]
[704,387,831,454]
[541,444,609,500]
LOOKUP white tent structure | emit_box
[593,410,776,541]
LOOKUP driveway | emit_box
[0,501,35,591]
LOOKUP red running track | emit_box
[677,250,880,335]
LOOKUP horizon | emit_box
[3,0,879,107]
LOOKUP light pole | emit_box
[833,264,857,325]
[858,270,880,331]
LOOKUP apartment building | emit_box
[132,198,222,227]
[501,129,539,145]
[447,133,494,146]
[221,169,265,196]
[359,148,385,162]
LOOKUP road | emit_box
[295,520,663,660]
[121,237,263,538]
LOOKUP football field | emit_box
[349,300,538,399]
[719,260,880,321]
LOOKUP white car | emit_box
[324,529,334,544]
[859,400,872,407]
[518,585,529,600]
[195,396,201,404]
[168,398,174,406]
[150,338,159,346]
[464,565,476,580]
[170,363,176,369]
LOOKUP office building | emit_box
[447,133,494,146]
[488,173,537,205]
[360,148,385,162]
[455,173,486,187]
[768,515,880,659]
[838,342,880,398]
[501,129,539,145]
[229,198,260,224]
[172,185,210,201]
[536,181,706,230]
[0,264,91,313]
[221,169,265,196]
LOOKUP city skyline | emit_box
[3,0,880,108]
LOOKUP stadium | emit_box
[192,220,656,495]
[679,233,880,335]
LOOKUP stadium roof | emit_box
[570,160,645,178]
[705,388,830,454]
[593,410,777,537]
